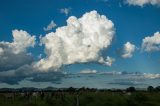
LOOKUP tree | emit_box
[155,86,160,91]
[67,87,76,92]
[147,86,154,92]
[126,87,136,92]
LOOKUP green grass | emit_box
[0,92,160,106]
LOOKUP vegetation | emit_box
[0,86,160,106]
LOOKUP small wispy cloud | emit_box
[99,56,115,66]
[60,7,71,16]
[43,20,57,31]
[38,54,42,59]
[124,0,160,7]
[79,69,97,74]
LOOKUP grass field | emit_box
[0,91,160,106]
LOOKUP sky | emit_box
[0,0,160,88]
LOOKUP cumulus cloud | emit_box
[121,42,135,58]
[12,30,35,54]
[0,65,33,77]
[60,8,71,16]
[0,47,4,56]
[43,20,57,31]
[29,72,65,84]
[98,56,115,66]
[34,10,115,72]
[79,69,97,74]
[0,30,36,51]
[0,30,36,71]
[0,30,35,55]
[0,52,33,71]
[142,32,160,52]
[125,0,160,7]
[0,64,66,84]
[0,30,36,84]
[0,11,115,84]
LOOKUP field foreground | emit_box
[0,88,160,106]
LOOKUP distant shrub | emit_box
[126,87,136,92]
[147,86,154,92]
[155,86,160,91]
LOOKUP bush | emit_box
[147,86,154,92]
[126,87,136,92]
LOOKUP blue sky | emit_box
[0,0,160,87]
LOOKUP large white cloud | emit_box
[0,30,36,71]
[125,0,160,6]
[142,32,160,52]
[121,42,135,58]
[34,10,115,72]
